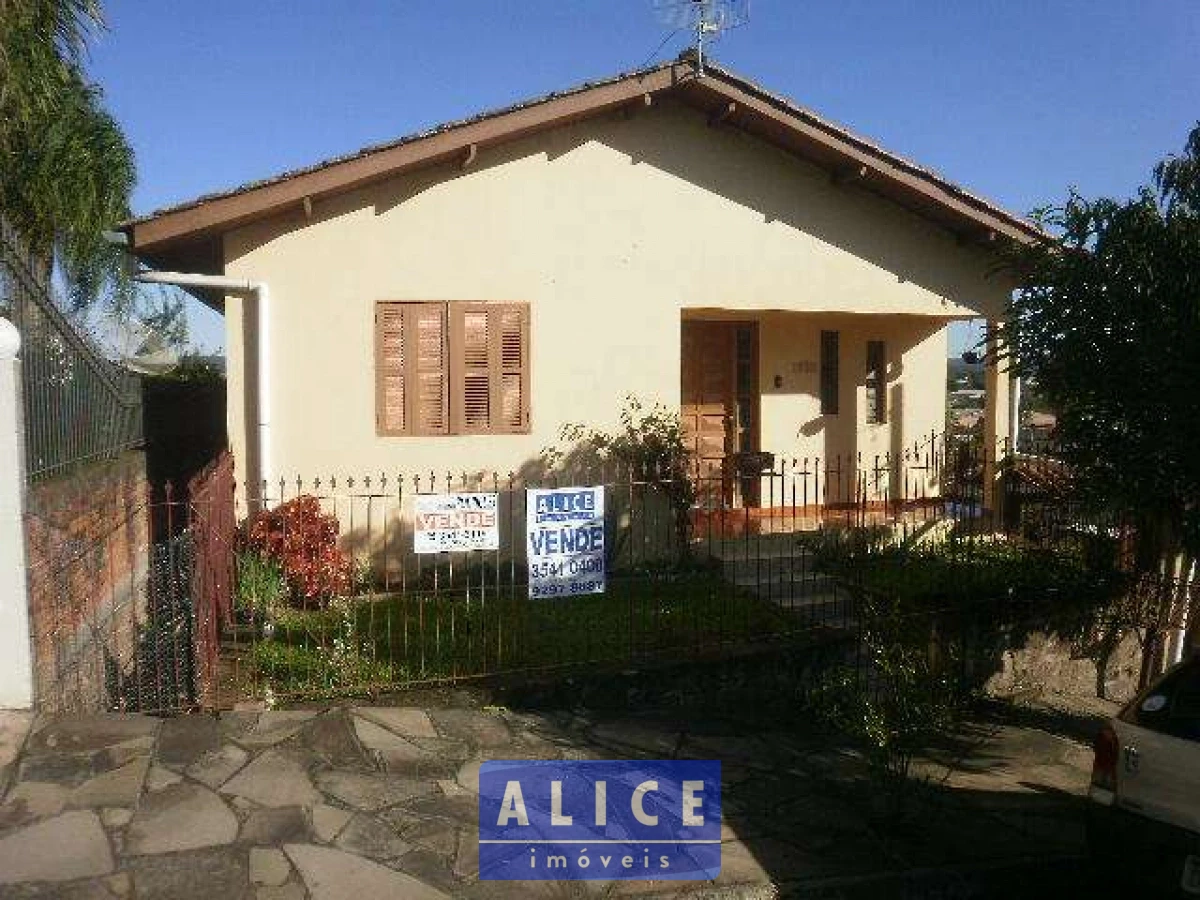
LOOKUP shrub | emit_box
[545,395,696,560]
[236,550,288,614]
[243,495,353,603]
[806,599,964,819]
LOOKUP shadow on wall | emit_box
[326,444,686,588]
[591,103,985,301]
[224,98,1009,311]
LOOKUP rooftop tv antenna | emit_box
[653,0,749,75]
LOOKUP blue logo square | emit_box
[478,759,722,881]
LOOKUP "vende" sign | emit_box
[526,486,606,598]
[413,493,499,554]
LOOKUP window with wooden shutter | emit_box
[376,301,529,436]
[497,304,529,432]
[458,305,492,430]
[449,302,530,434]
[375,302,448,436]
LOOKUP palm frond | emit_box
[0,0,134,305]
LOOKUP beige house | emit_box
[125,56,1036,515]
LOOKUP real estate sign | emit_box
[526,486,605,598]
[413,492,500,554]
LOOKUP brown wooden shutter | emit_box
[375,303,406,435]
[459,305,492,431]
[496,304,530,433]
[450,302,530,434]
[409,303,449,434]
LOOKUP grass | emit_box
[244,568,793,699]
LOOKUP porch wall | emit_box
[758,311,948,468]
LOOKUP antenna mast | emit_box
[695,1,714,75]
[653,0,749,76]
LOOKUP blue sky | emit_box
[89,1,1199,355]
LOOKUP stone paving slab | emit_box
[0,810,113,883]
[0,714,33,797]
[0,702,1096,899]
[125,781,239,855]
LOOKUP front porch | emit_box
[680,309,1014,529]
[685,446,992,539]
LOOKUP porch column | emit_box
[982,320,1011,517]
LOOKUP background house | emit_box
[125,56,1036,516]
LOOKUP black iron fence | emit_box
[213,438,1178,707]
[0,218,143,480]
[30,439,1194,713]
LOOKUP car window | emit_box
[1126,658,1200,742]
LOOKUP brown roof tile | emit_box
[127,55,1043,255]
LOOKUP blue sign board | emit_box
[526,486,606,598]
[479,759,722,881]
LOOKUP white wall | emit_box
[221,99,1010,494]
[0,318,33,709]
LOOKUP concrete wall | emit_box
[222,98,1012,503]
[0,319,32,708]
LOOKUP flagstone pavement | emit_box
[0,699,1103,899]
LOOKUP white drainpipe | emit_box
[135,271,272,491]
[1009,375,1022,452]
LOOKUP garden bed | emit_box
[240,569,794,700]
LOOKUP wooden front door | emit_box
[681,320,759,507]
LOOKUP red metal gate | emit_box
[188,451,235,707]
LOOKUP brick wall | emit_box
[23,451,151,712]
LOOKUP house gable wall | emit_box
[222,99,1010,490]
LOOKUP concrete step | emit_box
[750,581,852,606]
[729,567,834,589]
[718,552,817,578]
[720,548,815,566]
[747,578,857,619]
[704,535,814,561]
[776,594,858,630]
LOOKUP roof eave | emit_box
[128,58,1045,259]
[129,62,690,257]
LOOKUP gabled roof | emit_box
[127,54,1043,265]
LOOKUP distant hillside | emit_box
[947,357,985,390]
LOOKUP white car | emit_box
[1088,655,1200,896]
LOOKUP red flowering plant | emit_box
[242,495,354,604]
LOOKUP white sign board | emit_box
[526,486,605,599]
[413,493,500,554]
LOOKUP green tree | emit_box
[1,0,136,305]
[1002,124,1200,678]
